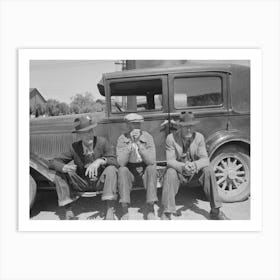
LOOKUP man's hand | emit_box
[85,158,106,179]
[130,129,141,141]
[62,164,77,174]
[184,161,196,175]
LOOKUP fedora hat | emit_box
[177,111,199,126]
[72,115,97,133]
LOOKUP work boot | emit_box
[146,203,156,220]
[121,203,129,220]
[161,212,171,220]
[210,208,229,220]
[64,204,77,220]
[105,200,115,220]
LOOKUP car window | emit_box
[174,76,222,109]
[110,79,163,113]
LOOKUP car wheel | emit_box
[211,146,250,202]
[30,175,37,209]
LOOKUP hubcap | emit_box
[214,155,248,194]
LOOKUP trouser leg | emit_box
[199,166,222,209]
[54,172,79,207]
[161,168,180,214]
[97,165,118,201]
[118,166,134,204]
[143,165,158,203]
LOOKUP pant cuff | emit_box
[58,196,79,207]
[102,194,117,201]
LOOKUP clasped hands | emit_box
[183,161,197,176]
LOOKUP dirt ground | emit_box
[30,186,250,220]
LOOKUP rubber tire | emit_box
[211,145,250,203]
[30,175,37,209]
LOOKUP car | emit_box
[30,63,250,208]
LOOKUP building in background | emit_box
[30,88,46,108]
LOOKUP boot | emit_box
[146,202,156,220]
[161,212,171,220]
[105,200,115,220]
[121,203,129,220]
[210,207,229,220]
[64,203,77,220]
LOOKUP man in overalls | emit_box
[49,115,118,220]
[161,111,227,220]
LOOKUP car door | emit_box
[167,72,229,142]
[105,75,169,162]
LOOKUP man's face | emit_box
[127,121,141,132]
[77,129,94,146]
[181,125,194,138]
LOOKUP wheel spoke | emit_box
[217,176,226,185]
[233,179,239,188]
[215,172,224,177]
[221,160,227,169]
[221,181,227,190]
[216,166,225,172]
[234,164,243,171]
[228,183,233,191]
[236,171,245,175]
[236,176,245,183]
[227,157,231,167]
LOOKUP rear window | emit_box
[110,79,163,113]
[174,76,222,109]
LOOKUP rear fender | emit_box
[206,130,250,158]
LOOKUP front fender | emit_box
[206,130,250,158]
[30,153,56,182]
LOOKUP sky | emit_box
[30,60,119,103]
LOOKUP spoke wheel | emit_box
[211,148,250,202]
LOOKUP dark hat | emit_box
[177,111,199,126]
[72,115,97,133]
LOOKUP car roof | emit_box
[102,63,249,79]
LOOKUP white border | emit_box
[19,49,262,232]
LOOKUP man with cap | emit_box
[161,111,227,220]
[116,113,158,220]
[49,115,118,220]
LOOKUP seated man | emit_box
[49,115,118,220]
[116,113,158,220]
[161,111,227,220]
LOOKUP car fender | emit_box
[30,153,56,182]
[206,130,250,158]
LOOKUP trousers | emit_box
[54,165,118,207]
[161,166,222,214]
[118,164,158,204]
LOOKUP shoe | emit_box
[105,207,115,220]
[161,213,171,220]
[121,212,130,220]
[147,211,156,220]
[210,208,229,220]
[65,210,77,220]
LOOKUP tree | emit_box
[57,102,70,115]
[30,103,46,117]
[70,92,97,114]
[45,99,60,116]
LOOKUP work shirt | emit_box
[116,131,156,167]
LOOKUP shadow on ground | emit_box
[30,186,219,220]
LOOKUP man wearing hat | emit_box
[49,115,118,220]
[116,113,158,220]
[161,111,227,220]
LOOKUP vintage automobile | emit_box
[30,63,250,208]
